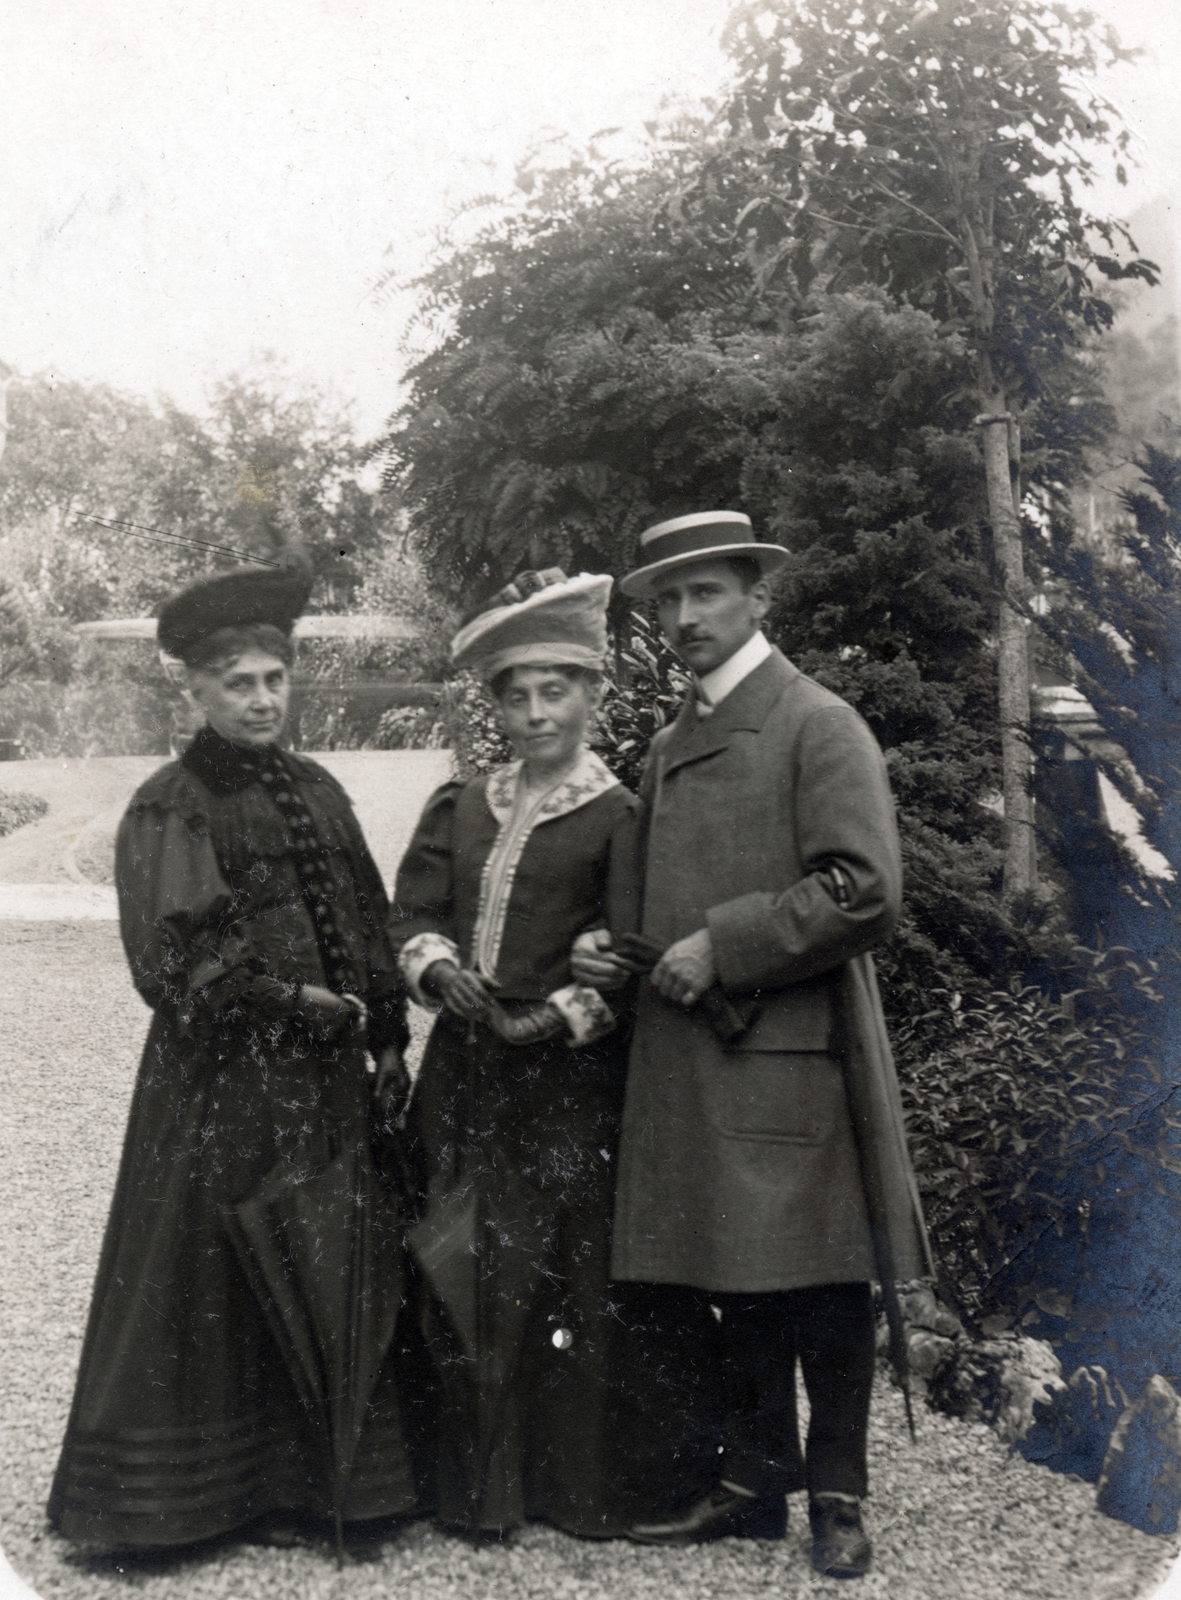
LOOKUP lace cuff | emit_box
[399,931,461,1010]
[547,982,616,1048]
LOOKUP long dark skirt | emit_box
[48,1010,427,1552]
[405,1014,719,1538]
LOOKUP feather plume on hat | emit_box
[450,569,612,680]
[157,549,313,662]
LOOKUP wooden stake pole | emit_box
[977,409,1035,898]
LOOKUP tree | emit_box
[381,32,1177,1363]
[718,0,1157,898]
[188,368,395,605]
[992,447,1181,1399]
[382,123,765,603]
[383,122,1107,1001]
[0,368,406,755]
[0,367,398,624]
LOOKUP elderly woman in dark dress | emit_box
[48,560,422,1557]
[390,571,715,1540]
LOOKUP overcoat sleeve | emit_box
[604,789,643,942]
[706,704,903,996]
[115,798,299,1031]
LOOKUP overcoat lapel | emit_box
[659,650,799,781]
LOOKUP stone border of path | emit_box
[0,884,118,919]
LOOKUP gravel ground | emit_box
[0,750,454,891]
[1,919,1178,1599]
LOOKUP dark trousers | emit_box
[711,1282,876,1500]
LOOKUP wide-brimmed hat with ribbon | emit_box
[620,511,789,599]
[450,568,612,680]
[158,550,314,662]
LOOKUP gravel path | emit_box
[0,750,454,892]
[1,920,1177,1599]
[0,753,1178,1598]
[0,759,157,884]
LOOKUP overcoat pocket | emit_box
[704,1050,842,1145]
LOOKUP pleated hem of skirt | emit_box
[49,1474,423,1554]
[51,1493,423,1554]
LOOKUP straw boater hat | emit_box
[620,511,789,599]
[157,551,314,662]
[450,569,612,680]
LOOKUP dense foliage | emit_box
[0,787,47,837]
[0,368,395,614]
[999,447,1181,1393]
[382,147,1118,1006]
[894,951,1169,1328]
[0,368,430,755]
[1043,447,1181,935]
[381,0,1180,1383]
[720,0,1155,402]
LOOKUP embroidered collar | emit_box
[181,724,290,796]
[484,747,619,828]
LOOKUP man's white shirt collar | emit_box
[695,630,772,714]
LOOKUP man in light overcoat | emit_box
[573,510,930,1579]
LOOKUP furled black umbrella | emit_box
[409,1154,554,1517]
[834,954,930,1442]
[405,1021,560,1527]
[222,1110,407,1565]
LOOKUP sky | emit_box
[1,0,1180,440]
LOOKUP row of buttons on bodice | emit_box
[251,754,357,991]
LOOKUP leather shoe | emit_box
[628,1485,787,1544]
[809,1494,871,1578]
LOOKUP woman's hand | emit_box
[424,961,491,1021]
[299,983,350,1018]
[570,929,632,991]
[297,983,357,1041]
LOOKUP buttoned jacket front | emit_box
[611,646,930,1293]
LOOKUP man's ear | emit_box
[750,579,772,621]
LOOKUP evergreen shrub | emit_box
[0,788,47,836]
[371,705,448,751]
[890,948,1171,1329]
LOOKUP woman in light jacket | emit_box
[391,570,714,1539]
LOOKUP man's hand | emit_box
[650,928,716,1007]
[570,928,633,991]
[424,960,491,1021]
